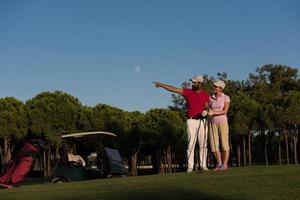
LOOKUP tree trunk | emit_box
[278,138,282,165]
[43,144,52,177]
[230,146,233,167]
[177,152,185,172]
[0,146,2,167]
[229,138,233,167]
[160,146,172,174]
[51,147,59,174]
[0,146,4,174]
[130,152,138,176]
[243,136,246,166]
[151,151,160,174]
[293,135,298,164]
[55,147,59,161]
[285,133,289,165]
[129,146,141,176]
[248,134,252,166]
[3,137,12,164]
[264,133,268,166]
[166,145,172,173]
[237,142,241,167]
[163,150,167,173]
[298,128,300,165]
[43,149,47,176]
[47,147,51,176]
[159,152,166,174]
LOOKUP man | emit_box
[153,75,209,172]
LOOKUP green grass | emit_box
[0,165,299,200]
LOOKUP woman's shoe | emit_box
[213,165,222,171]
[219,164,228,171]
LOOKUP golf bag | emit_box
[0,140,43,188]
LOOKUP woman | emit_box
[208,80,230,171]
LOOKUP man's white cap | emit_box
[190,75,204,83]
[214,80,226,89]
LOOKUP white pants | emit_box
[186,119,208,170]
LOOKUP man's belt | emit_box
[189,113,206,120]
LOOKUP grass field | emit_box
[0,165,299,200]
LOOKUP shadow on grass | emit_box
[112,189,231,200]
[72,185,242,200]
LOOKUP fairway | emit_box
[0,165,299,200]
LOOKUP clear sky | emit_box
[0,0,299,112]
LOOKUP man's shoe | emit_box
[187,168,193,173]
[200,167,209,171]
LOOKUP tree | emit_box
[0,97,27,172]
[144,109,185,174]
[229,92,260,166]
[87,104,145,176]
[26,91,82,176]
[248,65,299,165]
[119,111,145,176]
[281,90,300,164]
[77,106,94,131]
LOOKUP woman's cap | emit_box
[214,80,225,89]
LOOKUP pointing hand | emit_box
[153,82,163,88]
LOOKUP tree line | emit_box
[0,64,299,177]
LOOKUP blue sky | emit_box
[0,0,299,112]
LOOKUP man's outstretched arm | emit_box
[153,82,183,95]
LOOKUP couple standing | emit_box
[154,75,230,172]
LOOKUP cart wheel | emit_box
[51,177,67,184]
[107,173,124,178]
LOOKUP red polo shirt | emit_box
[183,89,209,118]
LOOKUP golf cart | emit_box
[51,131,127,183]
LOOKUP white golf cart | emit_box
[51,131,128,183]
